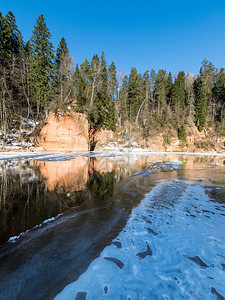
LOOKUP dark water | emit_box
[0,153,225,299]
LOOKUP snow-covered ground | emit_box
[0,118,39,150]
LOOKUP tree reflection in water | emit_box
[0,160,117,246]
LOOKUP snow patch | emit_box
[8,213,63,243]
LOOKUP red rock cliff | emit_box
[36,111,89,151]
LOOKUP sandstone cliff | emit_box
[36,111,225,153]
[36,111,89,151]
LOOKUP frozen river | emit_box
[0,152,225,299]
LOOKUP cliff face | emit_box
[36,111,225,152]
[36,111,89,151]
[110,123,225,153]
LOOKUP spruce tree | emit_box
[135,71,150,124]
[98,52,115,130]
[194,77,207,132]
[194,59,215,131]
[56,37,69,68]
[135,73,144,122]
[73,64,86,109]
[118,75,128,124]
[98,52,108,102]
[80,58,90,83]
[170,71,186,115]
[89,54,100,110]
[166,71,173,104]
[178,124,187,145]
[108,61,117,100]
[0,11,25,136]
[127,67,138,122]
[154,70,167,115]
[185,74,195,123]
[53,36,72,108]
[0,11,24,65]
[29,14,55,115]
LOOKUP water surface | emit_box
[0,153,225,299]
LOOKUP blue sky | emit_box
[1,0,225,76]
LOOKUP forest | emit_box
[0,11,225,143]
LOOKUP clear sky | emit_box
[1,0,225,76]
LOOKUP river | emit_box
[0,152,225,299]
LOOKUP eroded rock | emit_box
[36,112,89,151]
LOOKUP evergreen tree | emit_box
[88,52,115,130]
[73,64,86,108]
[55,37,69,68]
[127,67,138,122]
[118,75,128,124]
[149,69,156,110]
[166,71,173,104]
[0,11,24,65]
[89,54,100,109]
[98,51,108,102]
[0,11,25,137]
[80,58,90,83]
[108,61,117,100]
[53,36,72,108]
[194,76,207,132]
[135,73,145,123]
[212,68,225,124]
[29,14,55,115]
[170,71,186,115]
[143,71,150,99]
[178,124,187,145]
[185,74,195,123]
[98,53,115,130]
[194,59,216,131]
[154,69,167,115]
[135,70,150,124]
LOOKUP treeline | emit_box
[0,11,225,139]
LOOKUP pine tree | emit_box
[29,14,55,115]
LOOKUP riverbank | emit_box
[0,150,225,161]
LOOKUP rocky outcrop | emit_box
[93,129,114,150]
[36,111,89,151]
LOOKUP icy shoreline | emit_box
[0,150,225,161]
